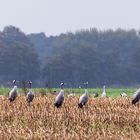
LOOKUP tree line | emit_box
[0,26,140,87]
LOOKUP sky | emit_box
[0,0,140,36]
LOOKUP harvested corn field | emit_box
[0,95,140,140]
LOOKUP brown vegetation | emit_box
[0,95,140,139]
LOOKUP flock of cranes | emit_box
[8,80,34,105]
[6,80,140,108]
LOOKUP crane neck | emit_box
[29,84,32,89]
[29,88,32,92]
[60,89,64,96]
[103,86,106,92]
[13,85,17,90]
[85,89,88,95]
[60,85,64,89]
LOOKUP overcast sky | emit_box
[0,0,140,36]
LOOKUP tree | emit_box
[0,43,40,82]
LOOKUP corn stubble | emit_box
[0,96,140,140]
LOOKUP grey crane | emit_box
[101,85,106,97]
[26,81,34,105]
[54,83,64,108]
[132,88,140,104]
[9,80,18,102]
[78,82,88,108]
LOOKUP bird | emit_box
[54,83,64,108]
[132,88,140,104]
[78,82,88,108]
[26,81,34,106]
[101,85,106,97]
[67,93,75,97]
[93,92,99,98]
[8,80,18,102]
[120,92,127,97]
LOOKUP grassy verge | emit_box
[0,87,137,97]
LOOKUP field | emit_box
[0,87,137,97]
[0,88,140,139]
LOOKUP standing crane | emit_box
[78,82,88,108]
[54,83,64,108]
[132,88,140,104]
[26,81,34,106]
[9,80,18,102]
[101,85,106,97]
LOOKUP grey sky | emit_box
[0,0,140,36]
